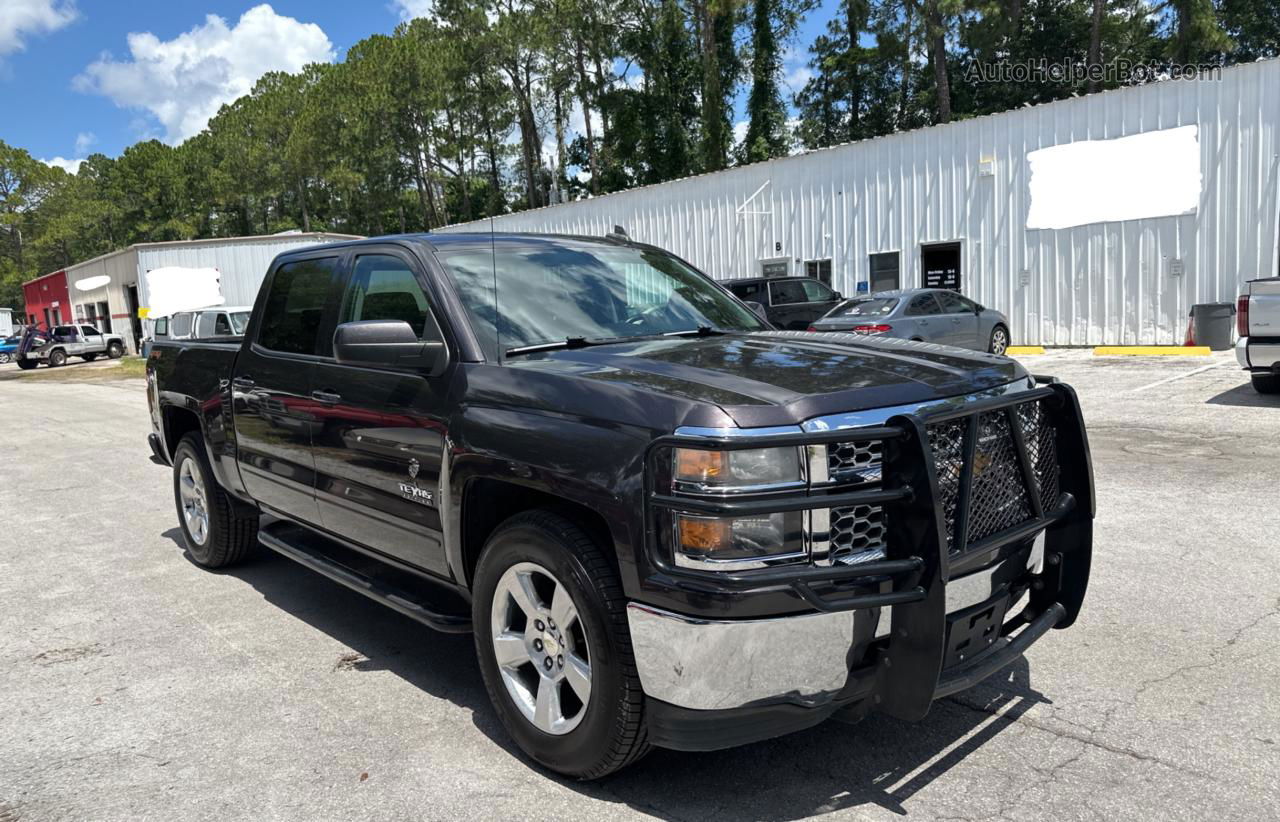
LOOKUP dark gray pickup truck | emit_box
[146,233,1094,778]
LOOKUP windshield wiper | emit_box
[506,336,641,357]
[662,326,732,338]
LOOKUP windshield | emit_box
[438,243,768,355]
[229,311,251,335]
[825,297,898,319]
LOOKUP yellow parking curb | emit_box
[1092,346,1211,356]
[1005,346,1045,356]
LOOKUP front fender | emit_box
[445,405,652,594]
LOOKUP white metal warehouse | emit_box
[63,231,359,354]
[444,59,1279,346]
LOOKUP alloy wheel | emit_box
[490,561,592,735]
[991,328,1009,356]
[178,457,210,546]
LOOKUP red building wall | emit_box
[22,270,71,329]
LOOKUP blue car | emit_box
[809,288,1012,355]
[0,334,19,364]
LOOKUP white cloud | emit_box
[393,0,437,19]
[0,0,77,56]
[781,45,812,94]
[732,120,749,148]
[74,131,95,154]
[74,4,334,143]
[42,156,84,173]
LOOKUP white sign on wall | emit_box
[1026,125,1201,230]
[146,266,225,318]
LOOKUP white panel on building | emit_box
[441,60,1280,346]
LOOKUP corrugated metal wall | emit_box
[443,60,1280,345]
[134,233,357,307]
[63,232,357,353]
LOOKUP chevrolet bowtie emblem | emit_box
[408,459,420,480]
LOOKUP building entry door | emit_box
[125,284,142,353]
[921,242,962,290]
[869,252,900,293]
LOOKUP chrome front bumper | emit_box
[627,534,1044,711]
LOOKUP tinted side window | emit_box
[801,280,835,302]
[196,312,217,338]
[769,279,808,305]
[214,314,233,335]
[258,257,339,355]
[905,294,943,316]
[154,317,169,336]
[935,291,970,313]
[80,325,100,337]
[730,282,763,300]
[338,254,440,342]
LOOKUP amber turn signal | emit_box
[674,448,728,484]
[677,516,730,552]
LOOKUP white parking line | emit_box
[1129,363,1226,393]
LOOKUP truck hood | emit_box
[507,331,1030,428]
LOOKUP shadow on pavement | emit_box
[162,527,1048,819]
[1205,382,1280,408]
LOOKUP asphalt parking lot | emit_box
[1,350,1276,821]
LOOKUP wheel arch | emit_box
[459,477,621,591]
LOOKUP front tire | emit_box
[988,325,1010,356]
[48,349,67,367]
[172,434,258,568]
[1252,373,1279,394]
[473,511,649,779]
[107,342,124,358]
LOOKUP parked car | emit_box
[147,233,1094,778]
[725,276,843,329]
[1236,277,1280,393]
[810,289,1012,355]
[146,306,252,357]
[15,323,126,369]
[0,334,19,364]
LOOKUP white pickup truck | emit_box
[15,324,126,370]
[1237,277,1280,394]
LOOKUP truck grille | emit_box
[824,396,1060,562]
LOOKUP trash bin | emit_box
[1189,302,1235,350]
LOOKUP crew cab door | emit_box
[232,254,342,522]
[310,248,452,576]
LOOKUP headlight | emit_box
[667,446,808,569]
[672,446,803,493]
[674,511,806,568]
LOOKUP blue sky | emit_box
[1,1,835,171]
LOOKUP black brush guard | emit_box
[646,379,1094,721]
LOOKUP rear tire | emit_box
[473,510,649,779]
[1252,373,1280,394]
[988,325,1010,356]
[16,359,37,370]
[107,342,124,358]
[48,349,67,367]
[172,434,258,568]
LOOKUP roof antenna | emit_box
[606,224,629,242]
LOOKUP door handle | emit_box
[311,389,342,404]
[232,376,255,390]
[952,318,962,324]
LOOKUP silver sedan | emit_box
[808,288,1012,355]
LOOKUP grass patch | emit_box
[0,356,148,382]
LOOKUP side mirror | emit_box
[743,300,770,323]
[334,320,447,375]
[832,292,843,301]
